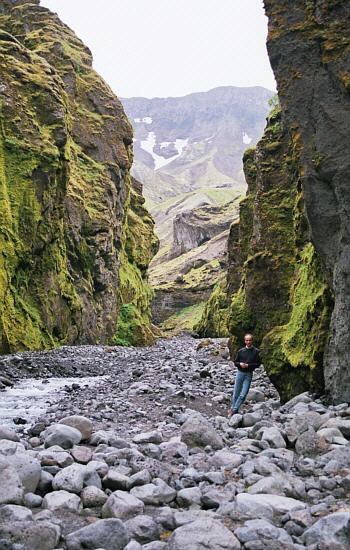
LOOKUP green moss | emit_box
[262,243,332,400]
[114,178,159,347]
[195,281,229,337]
[162,302,206,335]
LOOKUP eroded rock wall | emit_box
[264,0,350,402]
[198,108,333,401]
[0,0,156,351]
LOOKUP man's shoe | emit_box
[227,409,233,418]
[232,409,238,414]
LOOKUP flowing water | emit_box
[0,376,106,429]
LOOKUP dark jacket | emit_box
[234,346,261,373]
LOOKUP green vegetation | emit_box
[162,302,206,335]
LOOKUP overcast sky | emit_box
[41,0,276,98]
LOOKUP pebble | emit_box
[0,336,349,549]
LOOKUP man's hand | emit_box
[240,362,249,369]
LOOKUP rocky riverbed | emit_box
[0,336,350,549]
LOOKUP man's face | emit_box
[245,335,253,347]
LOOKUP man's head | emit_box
[244,334,253,348]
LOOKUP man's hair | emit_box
[244,333,253,339]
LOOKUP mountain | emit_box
[122,86,273,206]
[121,87,273,331]
[0,0,157,352]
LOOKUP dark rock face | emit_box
[197,109,333,402]
[0,1,156,352]
[264,0,350,402]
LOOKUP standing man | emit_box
[229,333,261,415]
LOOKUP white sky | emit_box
[41,0,276,98]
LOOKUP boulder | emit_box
[295,428,328,456]
[235,518,293,545]
[303,512,350,549]
[102,490,144,520]
[130,478,176,506]
[260,427,286,449]
[238,493,306,514]
[66,518,129,550]
[10,452,41,494]
[59,415,93,440]
[125,515,160,544]
[0,425,20,442]
[0,456,24,505]
[133,431,163,444]
[181,413,223,450]
[81,485,108,507]
[42,490,82,513]
[167,518,240,549]
[0,504,32,522]
[52,463,86,494]
[0,521,60,550]
[43,424,82,449]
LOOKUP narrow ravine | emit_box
[1,336,350,549]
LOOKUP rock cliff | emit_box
[198,107,333,402]
[199,2,350,403]
[264,0,350,402]
[0,0,157,352]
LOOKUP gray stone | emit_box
[0,505,32,522]
[238,493,306,514]
[228,414,243,428]
[103,469,129,490]
[9,452,41,494]
[52,463,86,494]
[260,427,286,449]
[59,415,93,440]
[133,431,163,444]
[125,542,142,550]
[39,447,74,468]
[235,518,293,544]
[243,412,263,427]
[318,427,348,444]
[0,456,24,505]
[0,521,60,550]
[0,425,20,442]
[43,424,82,449]
[181,412,223,450]
[23,493,43,508]
[303,512,350,549]
[65,518,129,550]
[81,486,108,507]
[247,389,265,403]
[130,478,176,505]
[102,490,144,520]
[89,430,110,446]
[127,469,151,489]
[125,515,160,544]
[295,428,328,456]
[177,487,202,508]
[167,518,240,549]
[42,490,82,513]
[321,418,350,439]
[231,493,274,519]
[209,449,243,470]
[143,543,167,550]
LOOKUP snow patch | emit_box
[134,116,152,124]
[140,133,189,170]
[243,132,252,145]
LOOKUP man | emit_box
[229,333,261,415]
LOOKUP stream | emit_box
[0,376,106,429]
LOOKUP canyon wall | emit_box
[0,0,157,352]
[264,0,350,402]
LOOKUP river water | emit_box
[0,376,106,429]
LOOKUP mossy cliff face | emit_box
[0,0,156,352]
[115,178,159,346]
[198,109,333,402]
[264,0,350,402]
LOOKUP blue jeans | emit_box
[232,370,253,412]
